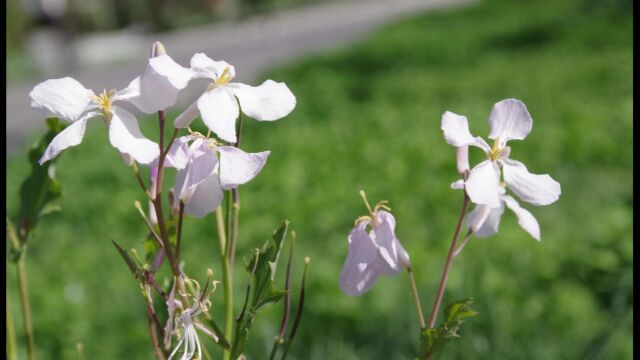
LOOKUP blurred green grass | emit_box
[6,0,632,358]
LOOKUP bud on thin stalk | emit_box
[174,101,198,129]
[456,145,469,175]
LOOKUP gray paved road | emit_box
[6,0,474,154]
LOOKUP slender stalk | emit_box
[281,257,310,360]
[17,257,36,360]
[7,218,35,359]
[7,292,17,360]
[269,232,296,360]
[406,267,426,329]
[229,199,240,268]
[146,303,166,360]
[228,112,244,268]
[76,343,84,360]
[131,162,153,200]
[426,195,470,328]
[215,208,233,360]
[175,202,185,259]
[150,113,188,308]
[453,229,473,258]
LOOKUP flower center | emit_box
[91,89,116,113]
[488,138,503,161]
[208,67,234,90]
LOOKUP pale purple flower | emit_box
[147,53,296,143]
[165,135,269,218]
[339,210,410,296]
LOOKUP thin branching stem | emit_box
[426,194,470,328]
[215,208,233,360]
[175,202,185,259]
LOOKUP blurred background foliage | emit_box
[6,0,632,358]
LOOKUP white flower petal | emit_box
[115,69,179,114]
[502,159,561,206]
[488,99,533,146]
[467,203,504,238]
[217,146,269,190]
[374,210,410,271]
[173,139,218,206]
[108,107,159,164]
[230,80,296,121]
[197,88,239,143]
[502,195,541,240]
[183,175,223,218]
[38,113,97,164]
[339,221,382,296]
[164,136,192,169]
[464,160,502,208]
[29,77,94,121]
[441,111,476,147]
[149,54,193,89]
[190,53,235,79]
[450,179,465,190]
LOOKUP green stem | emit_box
[17,256,36,360]
[215,207,233,360]
[406,267,426,329]
[7,291,17,360]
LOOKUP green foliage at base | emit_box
[6,0,631,358]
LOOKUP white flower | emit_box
[441,99,561,208]
[166,135,270,218]
[29,77,160,164]
[169,306,203,360]
[149,53,296,143]
[466,184,541,240]
[339,210,410,296]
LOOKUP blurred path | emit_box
[6,0,474,154]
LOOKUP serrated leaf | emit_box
[16,118,66,238]
[420,298,478,359]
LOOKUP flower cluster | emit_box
[30,43,296,167]
[28,42,298,360]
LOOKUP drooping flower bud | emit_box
[150,41,167,58]
[456,145,470,175]
[174,101,199,129]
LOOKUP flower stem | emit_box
[426,194,470,328]
[215,207,233,360]
[7,291,18,360]
[228,112,244,268]
[17,256,36,360]
[406,267,426,329]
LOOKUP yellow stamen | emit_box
[91,89,117,113]
[488,137,503,161]
[207,67,234,91]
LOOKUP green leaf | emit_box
[16,118,66,239]
[245,220,289,310]
[231,220,290,358]
[420,298,479,359]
